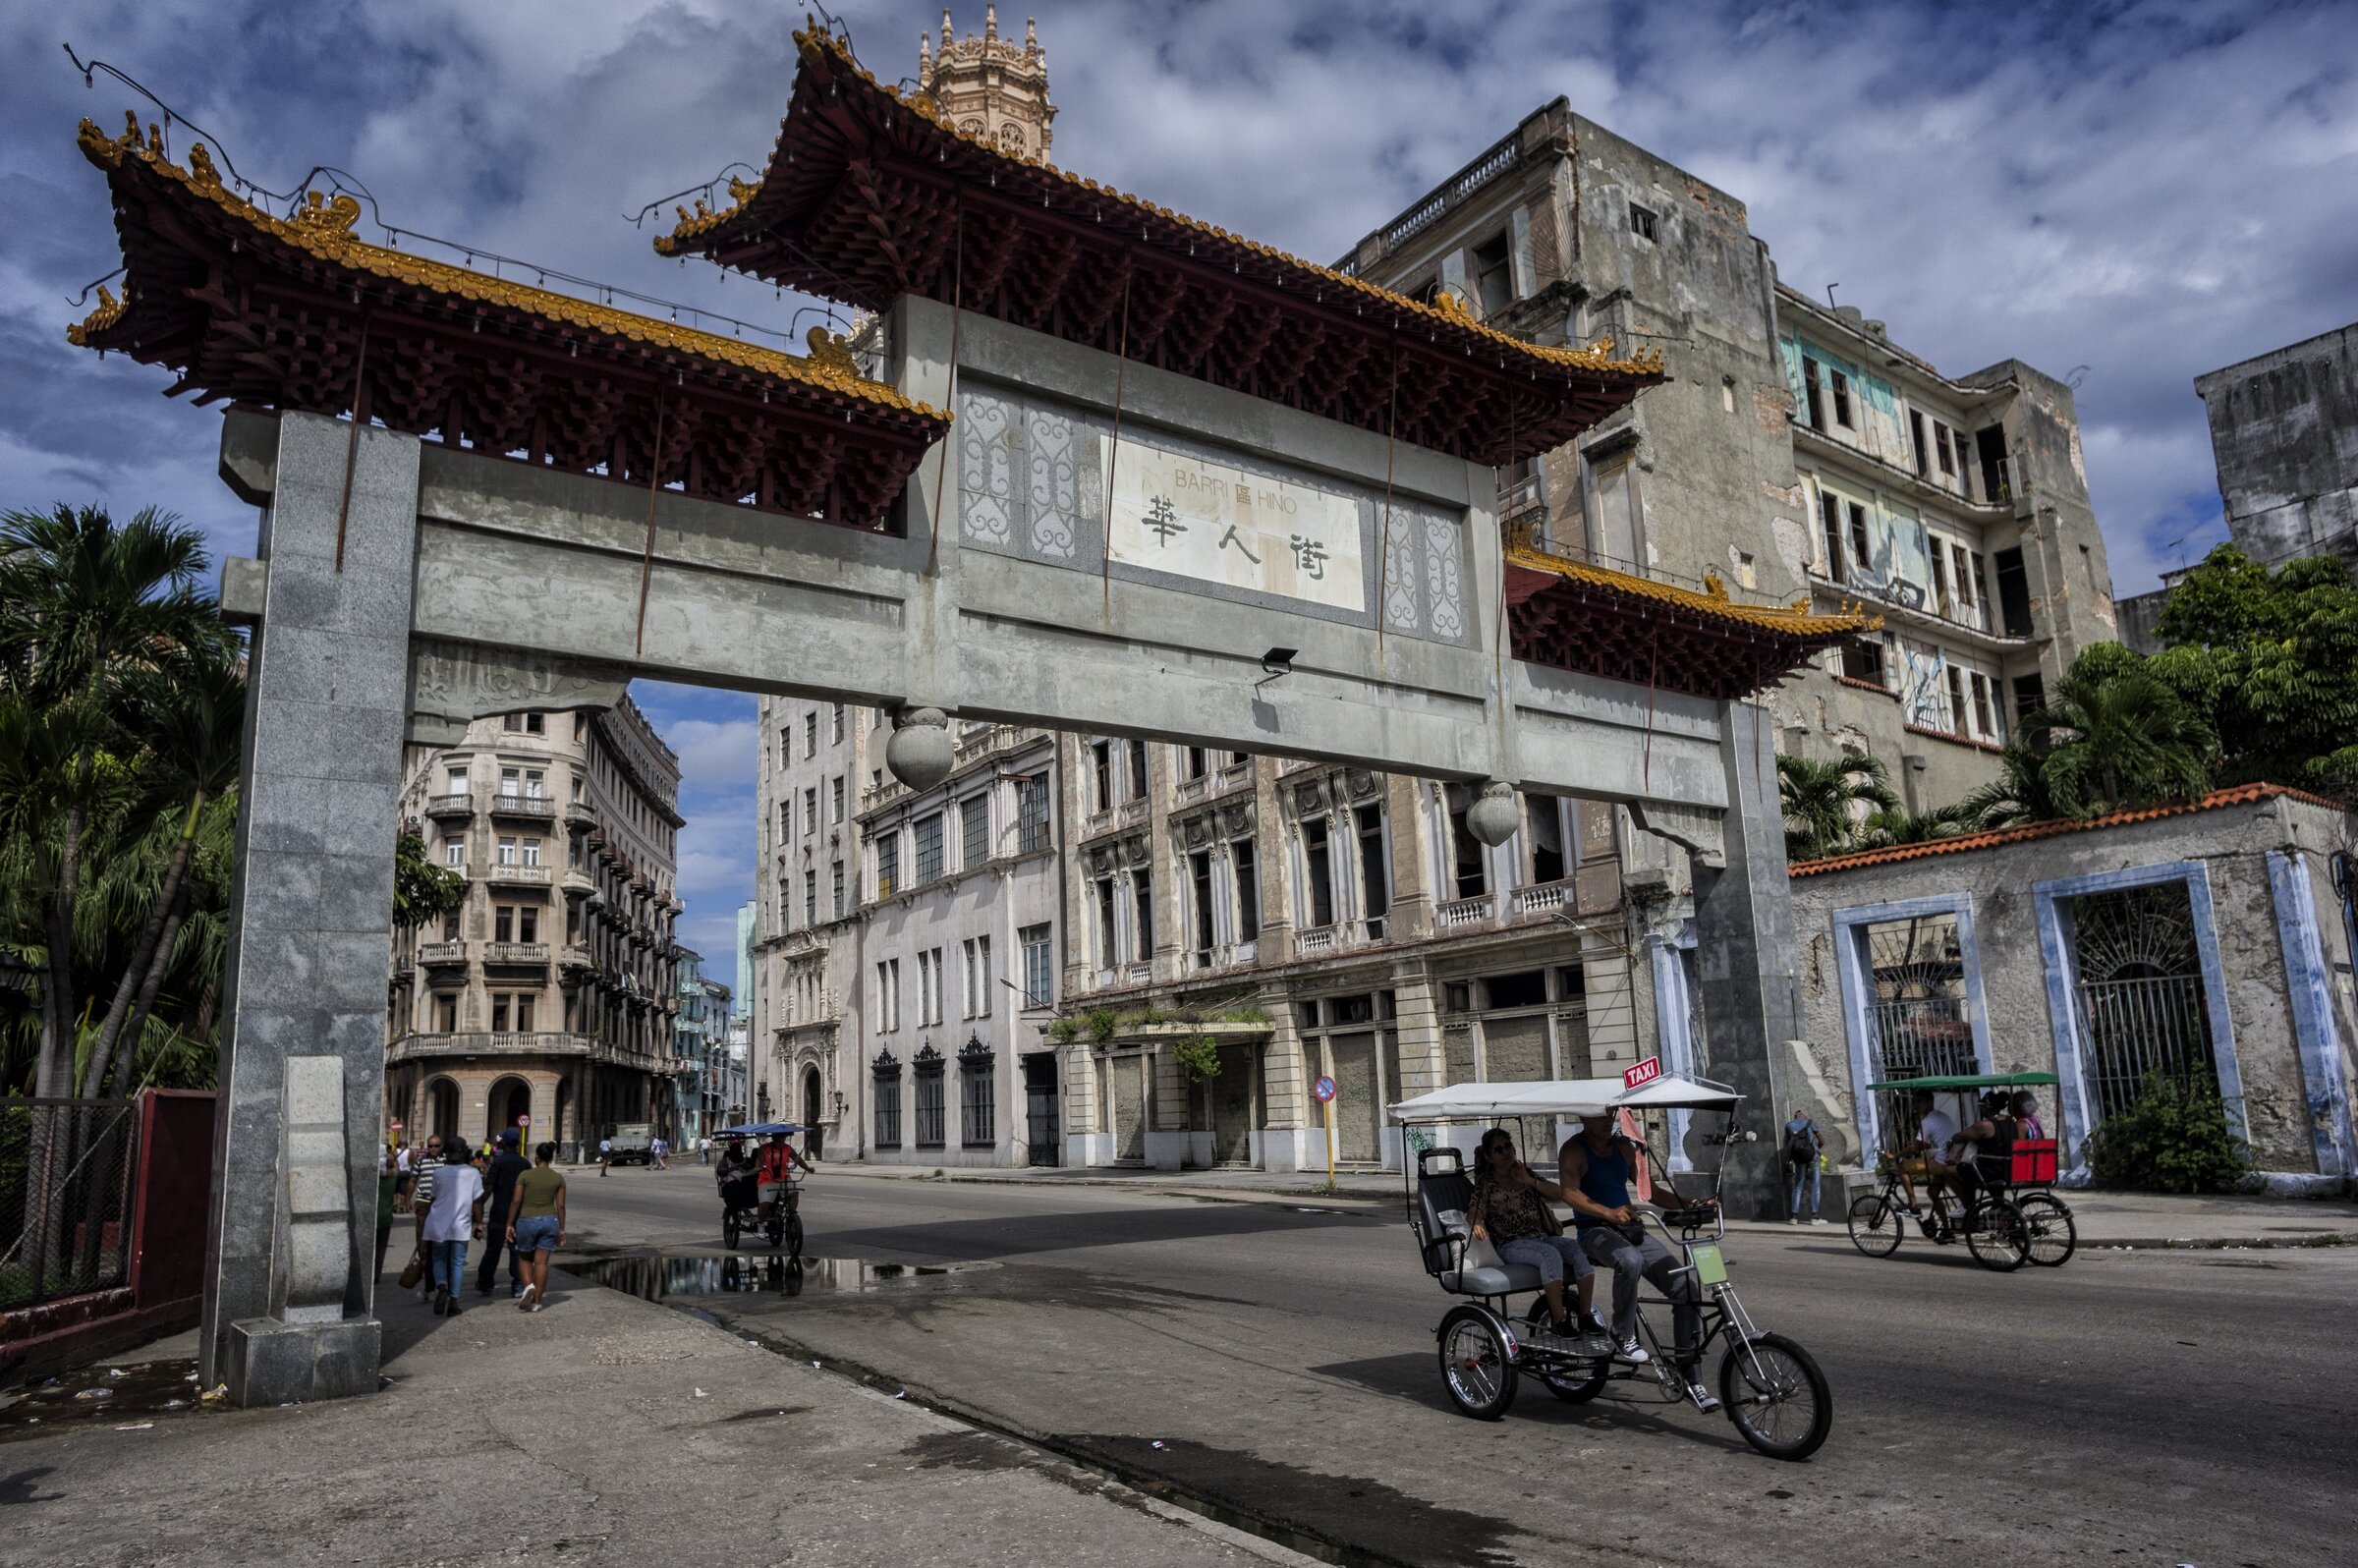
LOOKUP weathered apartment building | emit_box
[385,696,686,1156]
[675,949,733,1147]
[1338,97,2115,811]
[746,26,2123,1174]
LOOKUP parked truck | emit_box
[605,1121,655,1165]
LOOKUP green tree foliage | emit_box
[394,831,468,930]
[1775,753,1897,862]
[2151,545,2358,800]
[2085,1074,2251,1194]
[2011,642,2214,819]
[0,504,243,1096]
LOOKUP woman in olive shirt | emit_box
[506,1143,568,1312]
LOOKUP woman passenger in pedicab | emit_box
[1466,1128,1600,1347]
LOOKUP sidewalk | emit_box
[1,1269,1307,1568]
[811,1158,2358,1248]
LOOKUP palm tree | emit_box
[1776,753,1898,862]
[0,504,215,1096]
[2018,658,2213,818]
[1853,801,1974,849]
[1955,743,2058,830]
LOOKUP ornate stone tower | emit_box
[919,6,1056,161]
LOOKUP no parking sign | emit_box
[1312,1076,1337,1103]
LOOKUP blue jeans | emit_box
[511,1213,560,1256]
[430,1239,470,1294]
[1496,1235,1593,1288]
[1579,1226,1701,1371]
[1788,1159,1822,1217]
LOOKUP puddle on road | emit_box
[566,1252,997,1303]
[1,1358,206,1442]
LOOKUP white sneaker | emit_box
[1613,1337,1650,1365]
[1687,1381,1721,1414]
[1809,1216,1828,1226]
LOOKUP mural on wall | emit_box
[1895,639,1950,730]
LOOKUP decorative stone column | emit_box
[203,410,420,1403]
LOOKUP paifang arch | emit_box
[67,41,1865,1407]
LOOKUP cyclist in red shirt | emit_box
[756,1134,812,1225]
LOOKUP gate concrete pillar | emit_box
[1688,700,1806,1219]
[202,411,419,1403]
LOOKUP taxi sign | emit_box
[1312,1076,1337,1103]
[1622,1055,1662,1090]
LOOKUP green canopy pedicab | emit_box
[1846,1071,2077,1270]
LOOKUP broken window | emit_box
[1935,423,1956,476]
[1302,815,1335,928]
[1802,357,1826,430]
[1909,410,1931,476]
[1629,202,1657,242]
[1472,231,1513,317]
[1819,487,1845,576]
[1972,673,1997,739]
[1930,545,1952,611]
[1993,548,2033,637]
[1829,368,1854,428]
[1847,501,1872,571]
[1946,667,1970,735]
[1841,636,1886,686]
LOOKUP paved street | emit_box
[556,1165,2355,1567]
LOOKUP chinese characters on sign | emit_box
[1106,444,1364,612]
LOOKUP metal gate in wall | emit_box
[1862,913,1978,1081]
[2072,883,2217,1124]
[1023,1053,1060,1166]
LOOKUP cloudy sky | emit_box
[8,1,2353,989]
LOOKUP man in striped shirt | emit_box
[407,1135,445,1303]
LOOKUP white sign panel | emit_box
[1105,443,1365,612]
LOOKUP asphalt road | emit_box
[557,1163,2356,1568]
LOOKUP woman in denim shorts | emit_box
[505,1143,568,1311]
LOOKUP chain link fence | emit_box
[0,1098,141,1311]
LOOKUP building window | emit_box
[1529,795,1572,884]
[1935,422,1956,476]
[1628,202,1657,243]
[1302,815,1335,928]
[1446,786,1488,899]
[1972,672,1998,740]
[1016,775,1050,852]
[1472,230,1514,314]
[491,994,510,1033]
[435,994,457,1033]
[1993,548,2033,637]
[1020,924,1053,1007]
[832,860,846,919]
[1841,636,1887,686]
[2012,673,2047,729]
[776,799,792,845]
[1355,803,1389,921]
[1190,849,1215,962]
[1095,876,1119,967]
[1132,868,1154,958]
[1589,458,1638,572]
[493,906,514,942]
[1952,543,1978,613]
[1183,747,1207,781]
[920,947,944,1026]
[1909,410,1931,476]
[962,936,992,1018]
[914,813,944,884]
[959,1039,995,1148]
[1847,502,1872,571]
[1818,487,1845,577]
[873,1056,902,1148]
[1233,837,1261,942]
[1945,666,1970,735]
[831,776,845,823]
[914,1054,946,1149]
[522,837,541,866]
[804,711,818,757]
[804,869,817,926]
[1127,741,1149,801]
[1802,357,1825,431]
[1091,741,1114,811]
[516,994,535,1032]
[874,959,900,1032]
[1829,368,1854,429]
[831,702,846,743]
[876,832,900,899]
[497,836,518,865]
[443,836,465,868]
[961,794,989,868]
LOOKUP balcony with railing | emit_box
[477,862,554,888]
[418,941,469,968]
[1436,895,1494,929]
[481,942,550,968]
[423,792,474,818]
[1511,879,1572,917]
[489,791,557,822]
[560,942,596,973]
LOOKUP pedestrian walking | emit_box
[507,1142,569,1312]
[375,1147,399,1282]
[651,1135,667,1171]
[699,1136,711,1167]
[408,1135,446,1303]
[1783,1104,1825,1223]
[420,1146,486,1316]
[477,1130,533,1298]
[598,1136,612,1177]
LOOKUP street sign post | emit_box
[1314,1077,1338,1191]
[1622,1056,1662,1091]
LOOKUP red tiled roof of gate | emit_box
[1787,783,2344,878]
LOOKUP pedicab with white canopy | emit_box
[1391,1073,1833,1459]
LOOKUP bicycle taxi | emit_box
[1392,1074,1832,1460]
[1844,1071,2076,1270]
[715,1121,807,1254]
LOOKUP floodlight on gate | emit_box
[1256,647,1297,690]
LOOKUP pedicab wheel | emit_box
[1717,1332,1832,1461]
[2015,1194,2077,1267]
[1521,1298,1611,1403]
[1965,1197,2031,1271]
[764,1208,786,1249]
[1845,1193,1903,1259]
[785,1210,805,1259]
[1437,1306,1519,1421]
[722,1207,741,1250]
